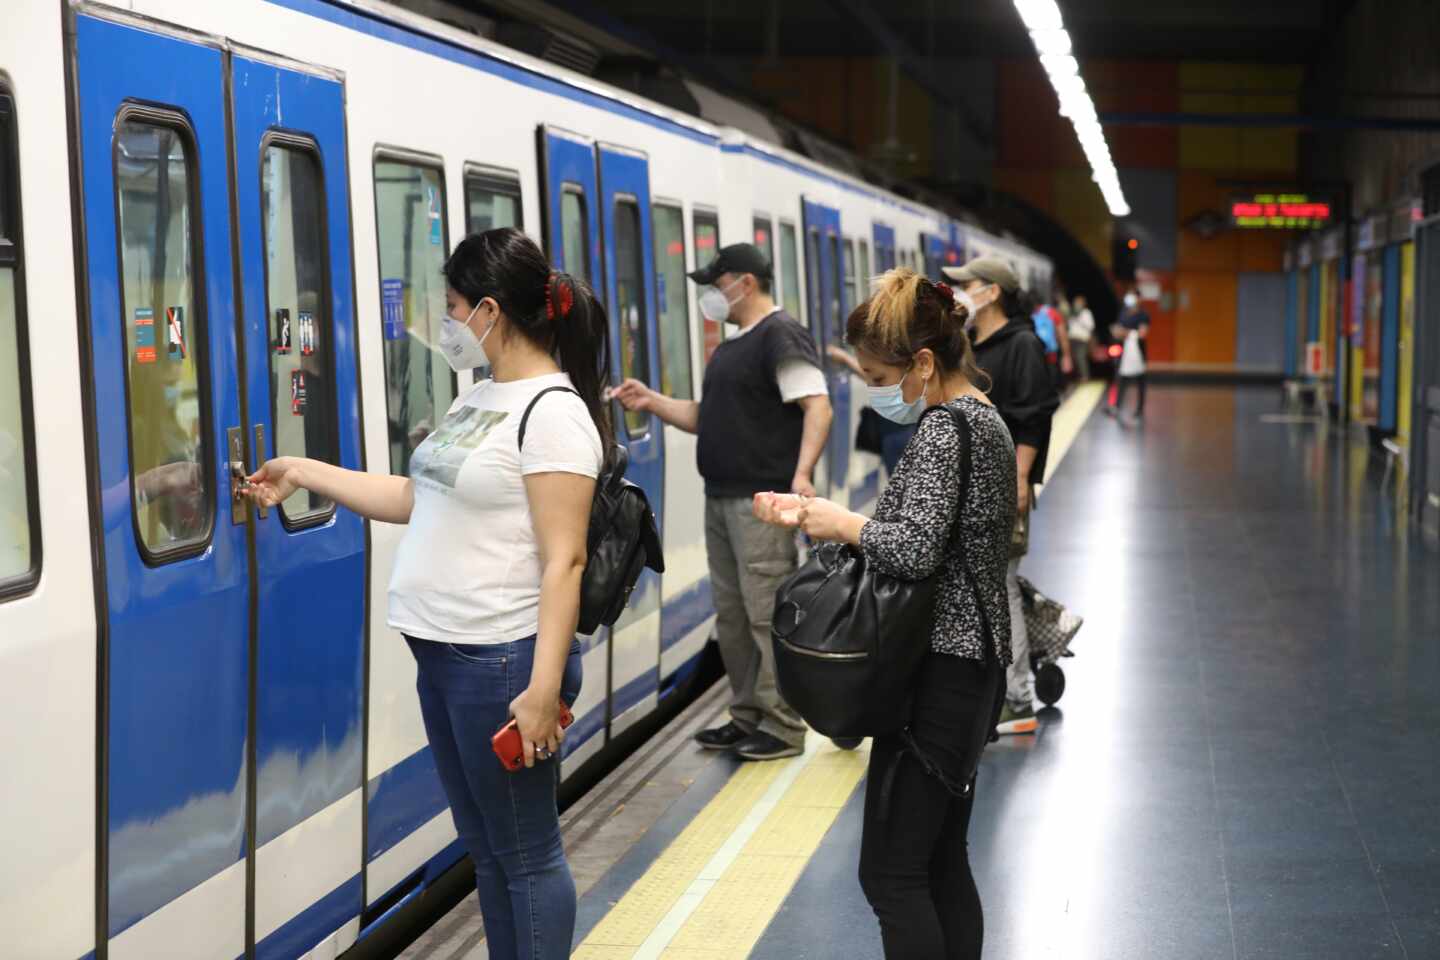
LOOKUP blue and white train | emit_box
[0,1,1053,957]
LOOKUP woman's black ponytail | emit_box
[443,228,615,460]
[546,271,615,460]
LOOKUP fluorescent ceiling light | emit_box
[1015,0,1129,218]
[1029,28,1071,55]
[1014,0,1063,30]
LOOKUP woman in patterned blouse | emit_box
[754,268,1017,960]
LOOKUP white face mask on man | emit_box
[698,277,746,325]
[437,300,493,372]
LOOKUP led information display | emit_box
[1230,193,1331,229]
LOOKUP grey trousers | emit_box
[704,496,807,746]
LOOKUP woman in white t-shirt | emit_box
[245,228,608,960]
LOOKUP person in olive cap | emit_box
[613,243,831,760]
[942,256,1059,735]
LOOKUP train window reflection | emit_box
[693,209,719,364]
[465,170,522,234]
[613,198,649,439]
[115,118,212,559]
[373,156,453,476]
[0,89,39,591]
[779,220,801,323]
[561,186,589,284]
[262,142,335,522]
[653,203,692,400]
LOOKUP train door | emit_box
[873,222,896,273]
[802,198,850,498]
[230,55,366,955]
[75,16,251,957]
[921,232,945,279]
[597,142,665,736]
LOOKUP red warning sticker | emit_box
[135,308,157,364]
[290,369,307,416]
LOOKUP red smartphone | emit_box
[491,701,575,772]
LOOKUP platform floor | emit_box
[405,384,1440,960]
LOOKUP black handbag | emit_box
[770,403,973,738]
[855,407,885,455]
[519,387,664,635]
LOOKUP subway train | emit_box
[0,1,1053,957]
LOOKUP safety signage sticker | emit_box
[134,308,157,364]
[382,279,405,341]
[166,306,186,360]
[290,369,307,416]
[299,311,315,357]
[275,308,292,355]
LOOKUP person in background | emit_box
[1105,290,1151,421]
[753,268,1015,960]
[612,243,831,761]
[1068,293,1095,383]
[246,228,608,960]
[944,257,1059,736]
[1029,296,1072,391]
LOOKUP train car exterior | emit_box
[0,2,1051,958]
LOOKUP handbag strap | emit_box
[517,385,581,451]
[929,402,997,668]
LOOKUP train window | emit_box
[843,238,858,311]
[693,209,720,364]
[0,89,39,592]
[465,166,522,234]
[373,154,453,477]
[653,203,692,400]
[828,234,844,345]
[804,227,821,336]
[779,220,801,322]
[613,197,649,438]
[858,239,871,295]
[115,117,212,560]
[752,215,774,271]
[560,185,589,284]
[262,141,336,523]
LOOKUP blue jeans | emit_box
[407,635,583,960]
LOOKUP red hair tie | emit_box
[933,280,956,305]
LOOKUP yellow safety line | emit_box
[1041,381,1105,490]
[577,385,1103,959]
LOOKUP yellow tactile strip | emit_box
[574,758,789,955]
[576,739,868,960]
[1042,381,1105,489]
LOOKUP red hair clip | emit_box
[933,280,956,305]
[546,273,575,321]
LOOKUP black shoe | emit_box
[734,732,804,761]
[831,737,863,750]
[694,721,749,750]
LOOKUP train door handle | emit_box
[228,426,250,526]
[252,424,269,520]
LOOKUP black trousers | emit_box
[858,653,1003,960]
[1115,374,1147,414]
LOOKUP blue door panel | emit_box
[231,55,366,849]
[803,198,850,494]
[541,128,601,282]
[1284,271,1299,377]
[597,144,663,704]
[76,15,249,935]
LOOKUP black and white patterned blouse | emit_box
[858,397,1018,663]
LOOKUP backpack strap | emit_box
[517,385,582,451]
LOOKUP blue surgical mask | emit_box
[867,368,930,424]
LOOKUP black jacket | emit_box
[971,317,1060,486]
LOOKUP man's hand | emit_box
[791,473,816,499]
[609,378,656,413]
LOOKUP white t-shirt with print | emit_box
[388,372,603,646]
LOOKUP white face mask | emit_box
[698,277,745,325]
[1124,293,1139,309]
[438,300,491,372]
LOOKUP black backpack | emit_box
[770,403,983,738]
[519,386,664,635]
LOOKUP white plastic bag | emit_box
[1119,330,1146,377]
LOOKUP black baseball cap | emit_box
[688,243,773,285]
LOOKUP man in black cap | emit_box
[943,256,1059,735]
[613,243,830,761]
